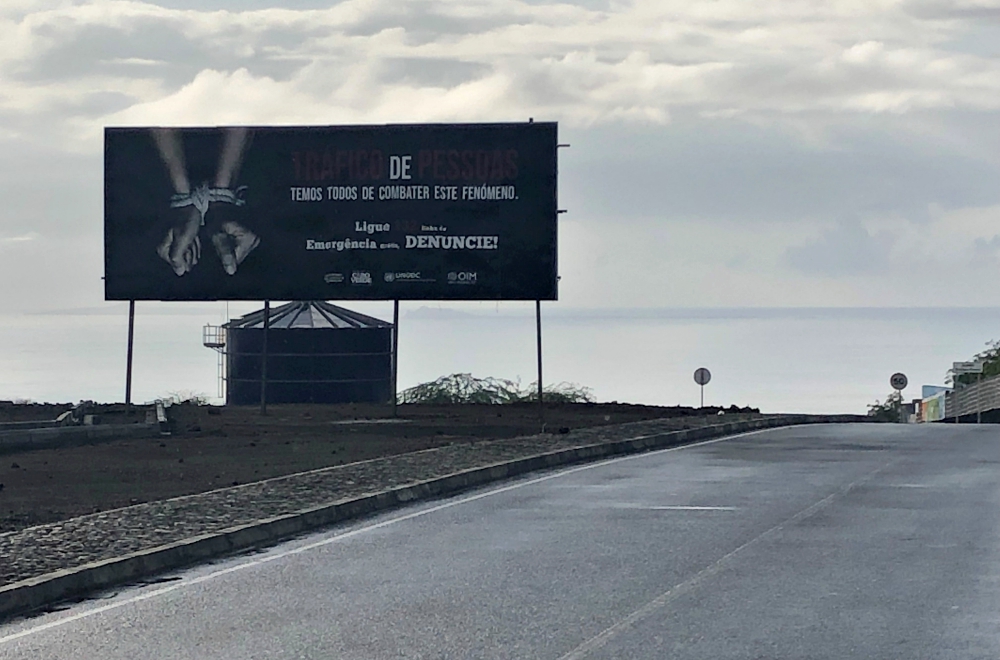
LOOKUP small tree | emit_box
[513,381,595,404]
[163,390,211,406]
[950,339,1000,387]
[398,373,595,405]
[868,391,902,422]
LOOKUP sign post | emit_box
[260,300,270,416]
[890,372,908,423]
[951,361,985,424]
[693,368,712,409]
[125,300,135,408]
[392,300,399,416]
[536,300,544,428]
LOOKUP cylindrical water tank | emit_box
[224,301,393,405]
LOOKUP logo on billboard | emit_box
[448,271,477,284]
[323,273,344,284]
[385,272,433,283]
[351,271,372,285]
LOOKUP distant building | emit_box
[208,301,393,405]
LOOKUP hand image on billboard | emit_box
[156,206,202,276]
[211,221,260,275]
[150,126,257,277]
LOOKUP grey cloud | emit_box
[0,235,104,312]
[972,235,1000,268]
[518,0,617,8]
[63,91,136,117]
[559,114,1000,225]
[0,138,101,238]
[784,220,895,277]
[5,0,1000,134]
[152,0,350,8]
[345,9,516,44]
[9,14,321,89]
[722,61,931,111]
[513,65,592,107]
[378,58,491,88]
[944,25,1000,58]
[903,1,1000,21]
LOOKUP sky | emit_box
[1,0,1000,311]
[1,0,1000,406]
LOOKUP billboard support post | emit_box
[125,300,135,407]
[260,300,270,416]
[392,300,400,417]
[536,300,544,428]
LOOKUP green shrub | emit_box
[398,373,594,405]
[868,391,902,421]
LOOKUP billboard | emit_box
[921,390,947,422]
[105,123,557,301]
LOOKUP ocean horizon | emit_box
[3,304,999,415]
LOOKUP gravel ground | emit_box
[0,414,759,588]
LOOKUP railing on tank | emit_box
[202,325,227,399]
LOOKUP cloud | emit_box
[0,0,999,314]
[784,220,896,277]
[1,0,999,148]
[777,203,1000,301]
[0,232,38,244]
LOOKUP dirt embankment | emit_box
[0,401,758,534]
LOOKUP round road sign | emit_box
[694,368,712,386]
[890,372,908,391]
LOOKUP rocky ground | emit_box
[0,401,758,534]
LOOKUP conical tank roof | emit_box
[224,301,392,330]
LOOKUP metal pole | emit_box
[536,300,544,425]
[392,300,399,416]
[125,300,135,407]
[260,300,270,416]
[700,384,704,409]
[955,386,960,425]
[977,372,982,424]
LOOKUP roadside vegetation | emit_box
[949,339,1000,386]
[398,373,595,405]
[867,391,902,421]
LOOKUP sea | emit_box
[2,304,999,415]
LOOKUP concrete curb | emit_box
[0,415,846,621]
[0,423,161,455]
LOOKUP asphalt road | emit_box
[3,423,1000,659]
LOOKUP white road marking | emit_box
[328,419,411,425]
[0,427,779,645]
[646,506,736,511]
[555,458,899,660]
[610,503,736,511]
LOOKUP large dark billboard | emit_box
[104,122,558,301]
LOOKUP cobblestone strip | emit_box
[0,414,772,588]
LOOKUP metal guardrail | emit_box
[945,374,1000,420]
[0,423,162,454]
[0,420,61,431]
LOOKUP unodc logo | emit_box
[384,272,395,282]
